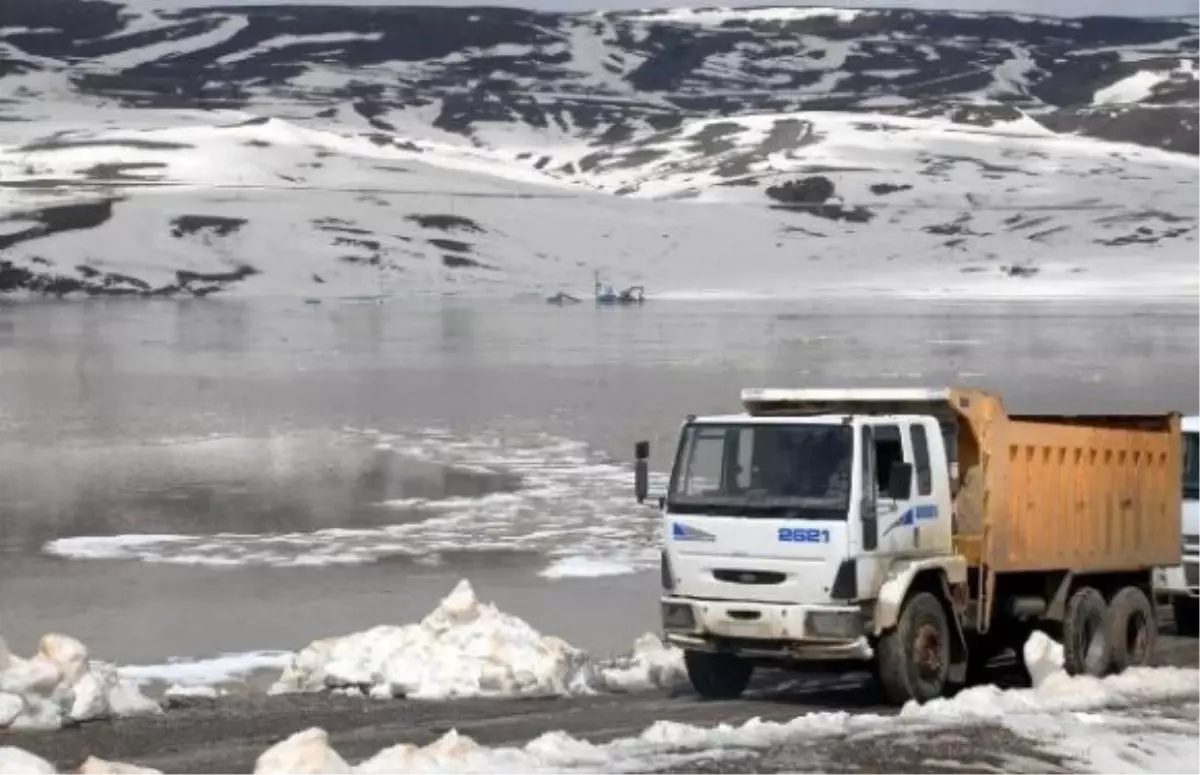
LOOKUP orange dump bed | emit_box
[950,389,1181,574]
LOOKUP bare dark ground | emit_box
[1,632,1195,774]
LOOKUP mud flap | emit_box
[939,575,969,685]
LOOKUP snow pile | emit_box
[585,633,687,694]
[0,634,160,730]
[0,747,56,775]
[255,728,351,775]
[76,757,162,775]
[270,579,684,700]
[0,750,159,775]
[904,630,1200,719]
[252,629,1197,774]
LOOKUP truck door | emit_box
[867,421,939,557]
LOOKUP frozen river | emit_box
[0,297,1195,665]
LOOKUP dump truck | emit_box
[632,387,1182,704]
[1154,415,1198,636]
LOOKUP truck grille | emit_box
[713,569,786,585]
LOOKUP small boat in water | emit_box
[594,271,645,306]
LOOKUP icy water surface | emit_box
[0,297,1196,664]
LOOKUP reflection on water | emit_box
[0,296,1195,662]
[0,297,1195,551]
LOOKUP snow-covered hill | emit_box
[1,1,1197,299]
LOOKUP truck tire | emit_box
[1062,586,1111,677]
[1107,586,1156,672]
[683,650,753,700]
[876,591,951,704]
[1173,598,1199,638]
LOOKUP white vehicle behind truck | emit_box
[1155,415,1198,636]
[633,387,1182,704]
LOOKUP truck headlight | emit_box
[805,610,863,640]
[662,601,696,631]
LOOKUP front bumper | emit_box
[661,596,873,661]
[1156,562,1200,599]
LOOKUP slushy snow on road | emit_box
[271,579,685,699]
[0,635,160,730]
[254,629,1199,774]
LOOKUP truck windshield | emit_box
[1185,431,1199,501]
[667,423,853,519]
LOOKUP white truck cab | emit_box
[1155,415,1198,636]
[635,388,971,702]
[634,386,1183,704]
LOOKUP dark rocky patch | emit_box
[869,183,912,196]
[922,214,986,238]
[766,176,875,223]
[1027,225,1070,242]
[1002,263,1040,278]
[333,237,382,252]
[169,215,247,238]
[338,254,383,267]
[442,254,491,269]
[0,199,117,250]
[428,238,472,253]
[79,161,166,180]
[17,137,192,153]
[175,265,258,285]
[0,255,251,298]
[1003,213,1056,232]
[406,214,484,233]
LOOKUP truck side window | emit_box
[911,423,932,496]
[860,425,874,500]
[873,425,904,494]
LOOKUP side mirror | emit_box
[887,461,913,500]
[634,440,650,503]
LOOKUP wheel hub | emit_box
[913,623,944,681]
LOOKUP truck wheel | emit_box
[683,650,753,700]
[1107,586,1156,671]
[1063,586,1111,677]
[1173,598,1199,638]
[876,591,951,704]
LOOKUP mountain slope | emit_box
[0,2,1197,299]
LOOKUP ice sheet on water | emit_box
[537,555,636,579]
[118,650,294,687]
[270,579,684,700]
[0,634,160,731]
[43,428,668,571]
[257,628,1198,774]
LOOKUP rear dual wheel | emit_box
[1064,585,1156,677]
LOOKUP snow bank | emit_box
[256,629,1198,774]
[0,747,56,775]
[270,579,683,699]
[0,750,159,775]
[0,635,160,730]
[537,556,636,579]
